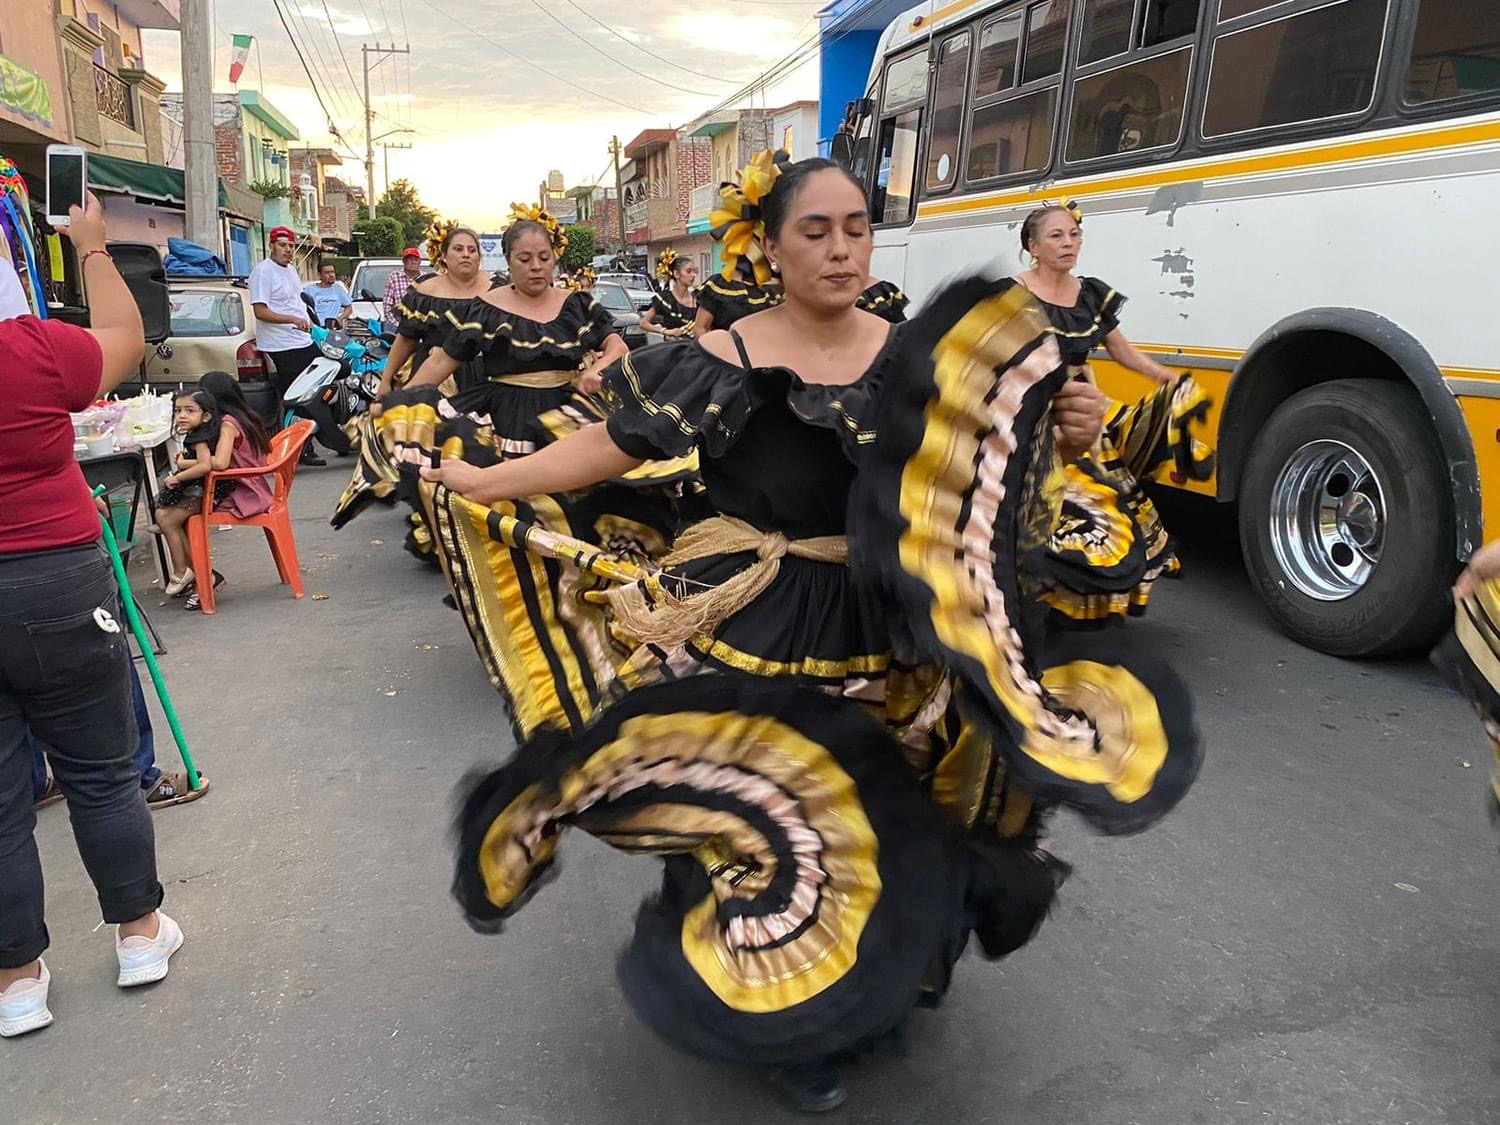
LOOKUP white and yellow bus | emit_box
[833,0,1499,656]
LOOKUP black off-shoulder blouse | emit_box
[441,289,617,377]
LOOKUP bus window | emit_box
[967,88,1058,181]
[1022,1,1071,83]
[975,10,1024,96]
[1139,0,1199,47]
[882,51,929,113]
[874,110,922,223]
[1202,0,1387,138]
[1067,46,1192,161]
[927,34,972,194]
[1078,0,1136,66]
[1405,0,1500,104]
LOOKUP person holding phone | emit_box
[249,226,349,465]
[0,193,185,1039]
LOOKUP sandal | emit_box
[164,568,195,598]
[183,571,225,612]
[143,770,210,809]
[33,777,63,810]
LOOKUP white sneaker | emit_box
[116,912,184,987]
[164,569,195,598]
[0,960,52,1037]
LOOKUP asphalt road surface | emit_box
[10,471,1499,1125]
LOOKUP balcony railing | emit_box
[94,65,135,129]
[690,182,717,221]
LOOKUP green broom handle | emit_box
[92,486,203,790]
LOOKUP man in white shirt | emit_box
[250,227,348,463]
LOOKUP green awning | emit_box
[88,152,234,209]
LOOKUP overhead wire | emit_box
[268,0,365,159]
[513,0,732,97]
[282,0,363,129]
[409,0,664,114]
[556,0,742,85]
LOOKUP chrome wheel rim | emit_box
[1269,440,1385,601]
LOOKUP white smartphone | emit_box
[45,144,87,226]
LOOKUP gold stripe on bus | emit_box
[917,119,1500,221]
[909,0,986,30]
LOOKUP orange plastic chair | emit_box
[185,419,315,615]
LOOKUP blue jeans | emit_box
[31,656,158,798]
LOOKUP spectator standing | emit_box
[303,263,351,327]
[249,227,349,465]
[0,193,184,1039]
[382,247,423,330]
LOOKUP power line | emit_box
[557,0,741,85]
[281,0,362,129]
[268,0,364,158]
[515,0,727,97]
[317,0,363,103]
[409,0,662,114]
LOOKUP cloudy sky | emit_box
[143,0,826,229]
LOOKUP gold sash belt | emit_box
[489,369,575,389]
[608,515,848,648]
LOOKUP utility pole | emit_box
[362,43,410,219]
[610,135,626,254]
[381,141,412,195]
[180,0,218,249]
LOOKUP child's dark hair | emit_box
[175,389,217,416]
[762,157,867,241]
[199,371,270,455]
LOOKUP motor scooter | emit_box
[282,319,388,432]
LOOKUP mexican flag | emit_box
[228,34,253,85]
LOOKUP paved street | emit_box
[9,469,1500,1125]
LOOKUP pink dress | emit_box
[215,416,274,519]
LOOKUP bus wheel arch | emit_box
[1216,307,1481,561]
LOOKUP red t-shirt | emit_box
[0,316,105,554]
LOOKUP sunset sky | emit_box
[143,0,826,229]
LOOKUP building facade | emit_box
[817,0,913,152]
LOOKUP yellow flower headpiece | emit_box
[577,265,596,285]
[709,150,781,286]
[425,218,461,269]
[506,202,569,256]
[655,247,680,281]
[1062,199,1084,226]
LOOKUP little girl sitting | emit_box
[153,390,232,597]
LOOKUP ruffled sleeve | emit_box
[1079,277,1125,340]
[395,286,447,341]
[602,342,754,461]
[648,292,675,321]
[440,297,499,362]
[698,276,780,330]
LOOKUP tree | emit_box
[353,216,403,256]
[558,224,597,275]
[376,178,437,249]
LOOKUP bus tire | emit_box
[1237,378,1453,657]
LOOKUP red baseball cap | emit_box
[401,247,421,260]
[268,226,295,243]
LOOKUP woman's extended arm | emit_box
[1103,329,1176,384]
[62,194,145,394]
[693,307,715,338]
[578,333,628,395]
[420,421,642,504]
[638,306,664,335]
[377,334,417,399]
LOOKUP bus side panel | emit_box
[1457,395,1500,544]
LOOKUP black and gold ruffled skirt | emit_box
[1040,370,1214,625]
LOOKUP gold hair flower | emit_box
[506,202,569,256]
[655,247,679,281]
[709,150,781,285]
[1064,199,1084,226]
